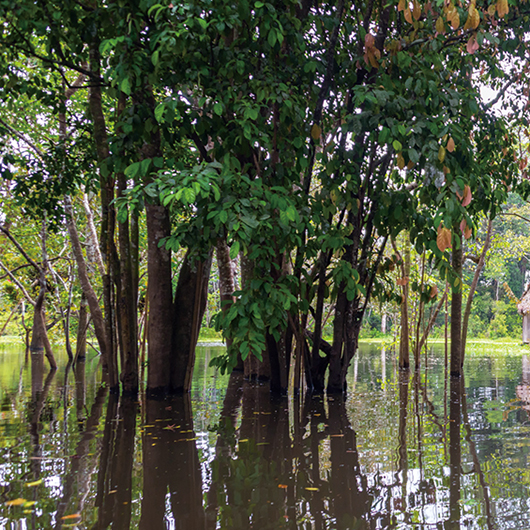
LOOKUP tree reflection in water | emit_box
[8,345,530,528]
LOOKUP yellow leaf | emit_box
[310,124,321,140]
[404,7,413,23]
[487,4,496,16]
[25,479,43,487]
[447,137,455,152]
[412,0,421,20]
[438,145,446,163]
[397,153,405,169]
[468,5,480,30]
[305,487,320,491]
[497,0,509,18]
[23,501,37,508]
[435,16,445,34]
[5,498,26,507]
[61,514,82,520]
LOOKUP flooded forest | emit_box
[3,0,530,528]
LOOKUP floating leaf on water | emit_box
[23,501,37,508]
[25,479,43,487]
[278,484,288,489]
[305,487,319,491]
[5,498,26,506]
[61,513,82,520]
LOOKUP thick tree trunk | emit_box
[145,204,173,393]
[450,233,463,377]
[170,248,213,393]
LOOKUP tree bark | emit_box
[461,219,492,365]
[64,195,114,384]
[450,232,463,377]
[170,248,213,393]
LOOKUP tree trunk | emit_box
[75,294,88,363]
[450,232,463,377]
[64,195,114,384]
[216,237,241,369]
[240,253,271,381]
[117,166,138,395]
[461,219,492,365]
[170,248,213,393]
[145,204,173,394]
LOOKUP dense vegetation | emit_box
[1,0,530,396]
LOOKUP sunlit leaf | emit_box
[25,479,43,487]
[61,514,82,520]
[305,487,319,491]
[5,498,26,506]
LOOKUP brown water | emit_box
[1,341,530,529]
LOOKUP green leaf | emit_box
[229,241,240,259]
[124,161,140,179]
[213,102,223,116]
[120,78,131,96]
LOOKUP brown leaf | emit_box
[396,277,409,286]
[461,184,472,206]
[404,7,413,23]
[466,34,479,54]
[398,0,406,12]
[412,0,422,20]
[430,285,439,299]
[447,137,455,152]
[437,226,452,252]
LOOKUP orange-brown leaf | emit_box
[497,0,509,18]
[447,137,455,152]
[437,226,452,252]
[430,285,439,299]
[398,0,406,12]
[404,7,413,23]
[396,277,409,286]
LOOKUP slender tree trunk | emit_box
[216,237,240,368]
[117,169,138,395]
[450,233,463,377]
[75,294,88,363]
[65,195,113,381]
[461,220,492,364]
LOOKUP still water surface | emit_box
[1,341,530,529]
